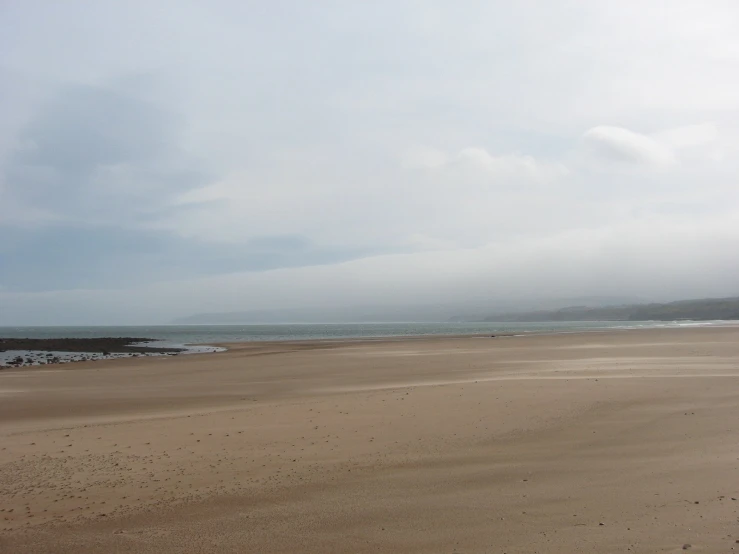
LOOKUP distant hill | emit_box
[482,296,739,322]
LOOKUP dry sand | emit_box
[1,326,739,553]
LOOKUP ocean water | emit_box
[0,320,723,347]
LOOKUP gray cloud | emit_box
[1,0,739,323]
[3,82,207,226]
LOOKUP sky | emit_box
[2,0,739,324]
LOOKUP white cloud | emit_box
[160,145,572,249]
[582,126,677,169]
[404,146,568,182]
[452,148,568,181]
[581,122,733,170]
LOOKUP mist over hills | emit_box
[172,296,739,325]
[479,296,739,322]
[173,296,643,324]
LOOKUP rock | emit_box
[0,337,184,355]
[682,544,692,550]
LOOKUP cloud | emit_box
[582,126,677,168]
[451,148,568,181]
[1,82,208,227]
[0,223,375,292]
[159,144,573,253]
[403,146,568,181]
[1,1,739,322]
[2,207,738,325]
[581,122,730,171]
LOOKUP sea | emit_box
[0,320,726,367]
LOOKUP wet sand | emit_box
[1,326,739,552]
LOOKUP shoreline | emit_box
[205,319,737,349]
[3,320,736,370]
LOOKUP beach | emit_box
[1,326,738,552]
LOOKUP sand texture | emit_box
[1,327,739,552]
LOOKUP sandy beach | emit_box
[1,326,738,552]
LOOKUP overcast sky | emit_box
[2,0,739,324]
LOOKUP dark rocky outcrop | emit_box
[0,337,184,354]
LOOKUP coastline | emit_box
[205,319,737,352]
[2,325,739,552]
[3,319,735,369]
